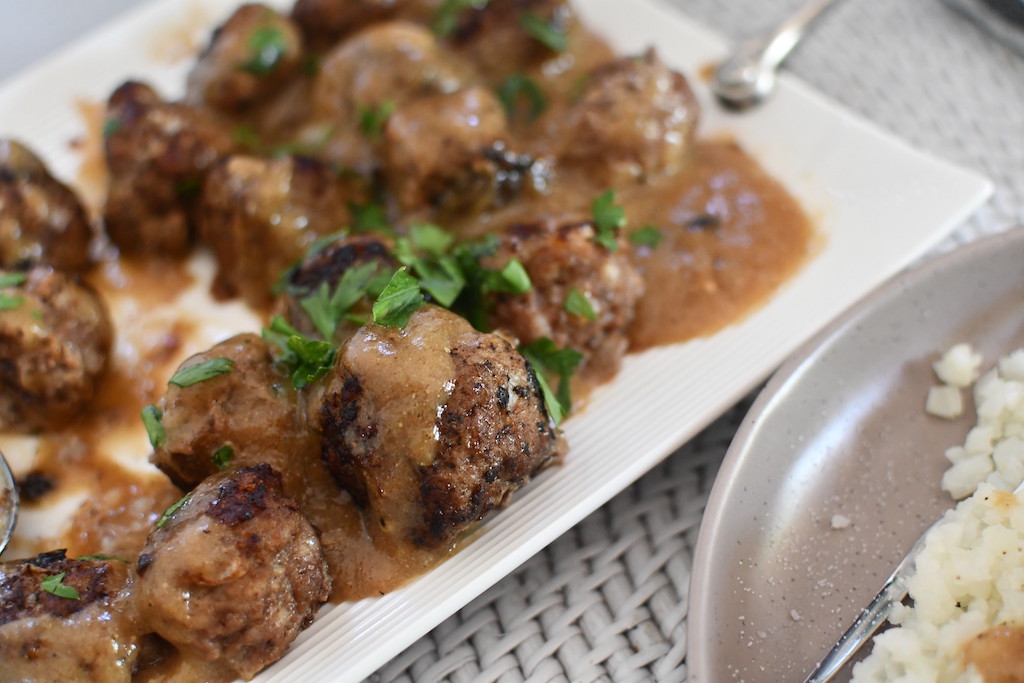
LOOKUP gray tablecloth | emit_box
[370,1,1024,681]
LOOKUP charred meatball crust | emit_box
[0,265,113,432]
[135,464,330,680]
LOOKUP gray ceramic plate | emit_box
[688,227,1024,682]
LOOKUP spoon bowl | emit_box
[0,450,18,554]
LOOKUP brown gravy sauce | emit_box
[962,625,1024,682]
[1,7,816,680]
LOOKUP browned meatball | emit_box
[276,232,397,341]
[196,154,366,308]
[291,0,441,51]
[0,140,92,273]
[309,21,469,171]
[555,49,700,185]
[0,266,112,432]
[185,4,305,114]
[149,333,311,492]
[481,218,643,385]
[315,305,563,549]
[0,550,138,683]
[381,87,543,216]
[446,0,574,83]
[135,464,331,680]
[103,81,235,258]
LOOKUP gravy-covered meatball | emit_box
[185,4,305,114]
[381,87,537,216]
[0,266,112,432]
[150,334,311,491]
[276,232,397,341]
[446,0,574,83]
[291,0,440,51]
[0,550,138,683]
[197,154,366,308]
[136,464,330,680]
[482,218,643,385]
[556,49,699,185]
[309,22,469,171]
[103,81,235,257]
[0,140,92,273]
[315,305,563,549]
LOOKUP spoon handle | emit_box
[750,0,843,73]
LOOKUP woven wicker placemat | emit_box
[371,1,1024,680]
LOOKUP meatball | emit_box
[555,49,699,185]
[291,0,441,51]
[309,21,469,171]
[381,87,539,216]
[103,81,235,257]
[135,464,331,680]
[185,4,305,114]
[276,232,397,341]
[445,0,575,83]
[150,334,312,492]
[0,140,92,273]
[315,305,564,549]
[0,550,138,683]
[481,218,643,385]
[0,265,112,432]
[196,154,366,308]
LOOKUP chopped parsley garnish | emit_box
[299,261,383,339]
[564,287,597,321]
[591,190,627,251]
[497,74,548,123]
[263,316,337,389]
[408,223,455,257]
[0,294,23,311]
[372,268,426,327]
[242,25,288,76]
[628,225,663,248]
[483,259,531,295]
[156,493,191,528]
[349,201,392,235]
[358,100,396,140]
[519,338,582,424]
[77,553,129,563]
[168,357,235,387]
[40,572,79,600]
[520,12,568,52]
[0,273,27,288]
[102,117,122,138]
[433,0,489,37]
[141,404,166,449]
[212,445,235,471]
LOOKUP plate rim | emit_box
[687,226,1024,681]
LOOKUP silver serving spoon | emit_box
[711,0,844,110]
[0,450,18,554]
[803,478,1024,682]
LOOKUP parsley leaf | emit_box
[520,12,568,52]
[212,445,235,471]
[482,258,532,295]
[433,0,489,36]
[242,25,288,76]
[141,404,166,449]
[408,223,455,258]
[299,261,384,339]
[373,268,425,327]
[156,493,191,528]
[168,358,235,388]
[358,100,396,140]
[628,225,663,248]
[349,201,393,235]
[591,190,626,251]
[519,337,582,424]
[498,74,548,123]
[564,287,597,321]
[40,572,79,600]
[263,316,337,389]
[0,273,27,288]
[0,294,23,311]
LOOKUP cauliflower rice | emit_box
[852,345,1024,682]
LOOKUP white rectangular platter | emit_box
[0,0,992,680]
